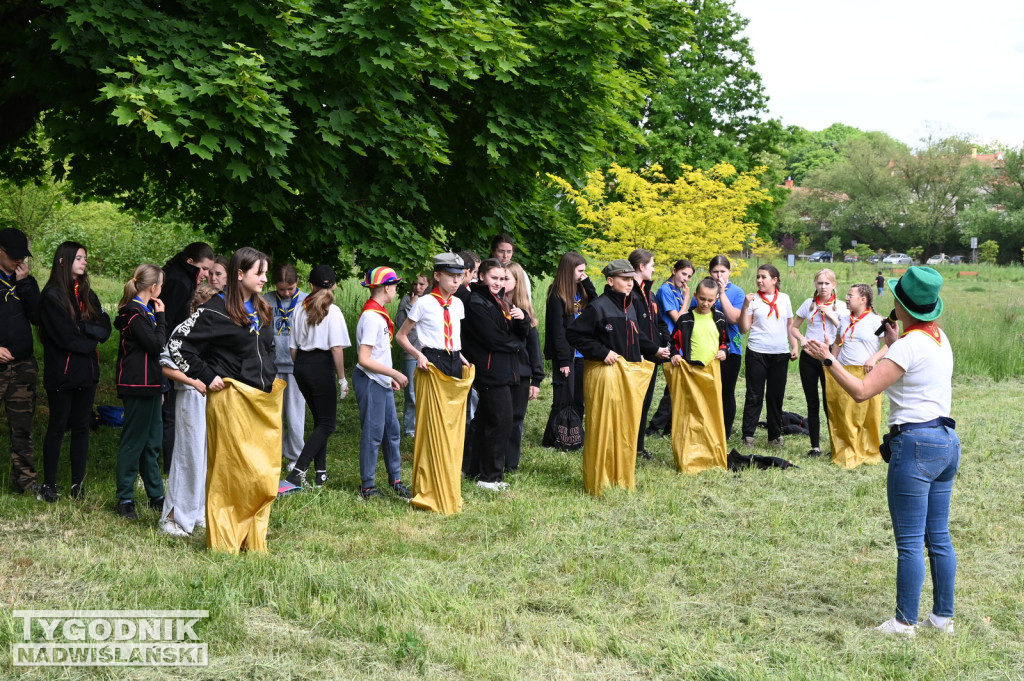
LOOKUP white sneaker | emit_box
[476,480,502,492]
[919,613,954,635]
[495,481,510,490]
[875,617,915,637]
[160,519,190,537]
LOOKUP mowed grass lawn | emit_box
[1,262,1023,680]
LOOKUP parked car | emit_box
[866,254,883,264]
[843,254,859,263]
[950,255,966,265]
[926,253,950,265]
[883,253,912,265]
[808,251,833,263]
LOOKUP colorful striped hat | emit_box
[360,266,402,288]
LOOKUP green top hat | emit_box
[887,266,944,322]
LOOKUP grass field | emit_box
[1,261,1023,680]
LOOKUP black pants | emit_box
[636,368,658,451]
[507,381,530,472]
[292,350,336,473]
[161,387,176,474]
[466,384,513,483]
[742,350,789,441]
[721,353,741,438]
[43,384,96,487]
[648,386,672,434]
[422,347,462,379]
[798,350,829,449]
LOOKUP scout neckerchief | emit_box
[490,287,511,321]
[132,296,157,327]
[243,298,259,333]
[429,286,454,351]
[0,269,17,302]
[573,291,583,318]
[900,321,942,345]
[837,309,870,347]
[73,281,85,313]
[811,291,836,333]
[361,298,394,343]
[757,289,780,319]
[275,290,298,335]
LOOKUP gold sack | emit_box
[582,359,654,496]
[665,361,728,473]
[825,365,882,468]
[410,363,476,515]
[205,378,285,553]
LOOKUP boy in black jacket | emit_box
[670,278,728,366]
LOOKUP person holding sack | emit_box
[566,259,662,496]
[664,277,729,473]
[805,267,959,636]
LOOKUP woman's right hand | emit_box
[208,376,226,392]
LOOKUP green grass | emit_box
[2,263,1023,679]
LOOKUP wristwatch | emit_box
[822,358,833,367]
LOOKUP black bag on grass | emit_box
[542,403,583,451]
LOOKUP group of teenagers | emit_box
[1,224,961,634]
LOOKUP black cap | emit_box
[0,228,31,259]
[309,265,337,288]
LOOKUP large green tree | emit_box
[1,0,688,272]
[960,148,1024,264]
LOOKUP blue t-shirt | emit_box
[691,281,745,355]
[655,281,685,335]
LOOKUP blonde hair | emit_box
[814,268,838,308]
[304,286,335,326]
[505,262,537,328]
[190,283,220,314]
[119,264,164,308]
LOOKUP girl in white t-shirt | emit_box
[834,284,884,367]
[738,264,797,447]
[790,268,848,456]
[396,255,470,379]
[278,265,351,494]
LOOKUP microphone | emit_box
[875,309,897,336]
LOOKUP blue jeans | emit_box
[353,370,402,489]
[886,425,960,624]
[401,357,417,436]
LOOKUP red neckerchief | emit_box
[837,309,870,347]
[900,321,941,345]
[361,298,394,342]
[73,281,85,313]
[429,286,453,351]
[812,292,835,332]
[490,289,511,321]
[758,289,780,319]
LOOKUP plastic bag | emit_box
[664,361,728,473]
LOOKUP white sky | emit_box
[730,0,1024,150]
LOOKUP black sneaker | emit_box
[314,470,328,487]
[37,484,59,503]
[149,495,164,512]
[285,468,307,489]
[389,481,412,499]
[70,483,85,500]
[116,500,138,520]
[637,449,654,461]
[359,486,383,500]
[807,448,822,458]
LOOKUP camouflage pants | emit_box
[0,357,38,492]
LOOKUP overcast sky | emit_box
[730,0,1024,149]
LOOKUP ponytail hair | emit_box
[190,283,220,314]
[119,264,164,309]
[304,286,335,326]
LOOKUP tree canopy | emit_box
[1,0,689,272]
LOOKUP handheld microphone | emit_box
[874,309,897,336]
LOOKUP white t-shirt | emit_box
[289,304,351,353]
[795,296,848,344]
[408,292,464,351]
[355,310,395,388]
[835,310,883,366]
[883,327,953,426]
[745,291,793,354]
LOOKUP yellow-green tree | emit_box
[549,163,770,277]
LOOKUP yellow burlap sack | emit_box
[665,361,728,473]
[410,363,475,514]
[205,378,285,553]
[825,365,882,468]
[582,359,654,496]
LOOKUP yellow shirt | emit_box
[690,311,718,365]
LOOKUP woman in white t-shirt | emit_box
[790,268,848,456]
[278,265,351,493]
[738,264,797,447]
[805,267,959,637]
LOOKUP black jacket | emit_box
[544,277,597,369]
[36,286,111,391]
[629,279,670,363]
[114,300,168,397]
[167,294,277,392]
[566,286,660,363]
[0,272,40,362]
[671,309,728,366]
[515,325,545,389]
[162,256,201,330]
[461,282,530,389]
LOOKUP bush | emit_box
[979,239,999,264]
